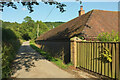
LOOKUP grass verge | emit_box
[30,40,73,69]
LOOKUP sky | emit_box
[1,2,118,23]
[58,0,119,2]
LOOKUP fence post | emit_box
[74,40,77,67]
[70,37,82,67]
[70,39,77,67]
[70,41,73,63]
[118,43,120,80]
[115,43,119,79]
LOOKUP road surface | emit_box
[11,41,76,78]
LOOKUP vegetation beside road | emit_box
[30,40,73,69]
[2,16,64,78]
[2,28,22,78]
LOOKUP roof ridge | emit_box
[84,10,94,28]
[92,9,118,12]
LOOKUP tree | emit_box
[24,16,32,22]
[0,0,66,13]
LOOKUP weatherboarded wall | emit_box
[35,40,71,63]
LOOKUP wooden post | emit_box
[70,39,77,67]
[37,24,39,38]
[112,43,115,78]
[70,41,73,63]
[118,43,120,80]
[73,40,77,67]
[116,43,119,79]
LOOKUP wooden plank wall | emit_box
[76,41,119,79]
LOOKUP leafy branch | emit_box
[99,44,112,63]
[0,0,66,13]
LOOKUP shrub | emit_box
[97,30,120,42]
[2,28,21,78]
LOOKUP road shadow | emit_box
[11,44,44,75]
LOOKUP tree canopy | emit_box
[45,22,64,29]
[0,0,66,13]
[2,16,49,40]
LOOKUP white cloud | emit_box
[22,8,27,11]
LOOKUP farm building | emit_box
[36,6,118,41]
[36,5,119,64]
[35,6,120,79]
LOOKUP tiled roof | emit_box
[37,10,118,41]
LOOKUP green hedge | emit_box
[2,28,21,78]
